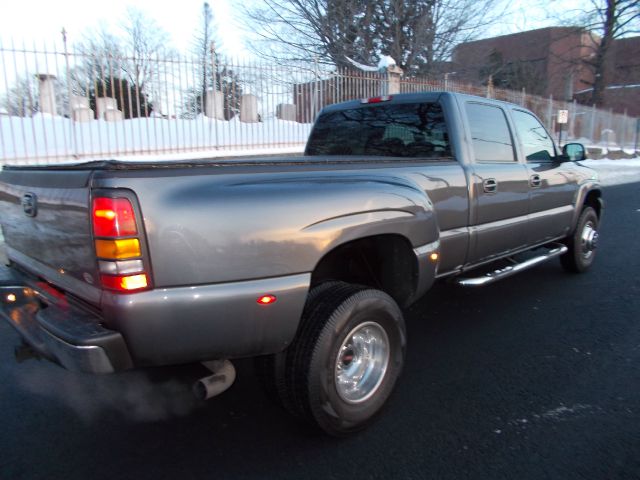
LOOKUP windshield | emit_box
[305,102,451,158]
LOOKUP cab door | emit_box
[510,109,577,244]
[464,101,530,263]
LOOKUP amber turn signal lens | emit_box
[95,238,141,259]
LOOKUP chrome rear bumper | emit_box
[0,269,133,374]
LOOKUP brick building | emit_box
[452,27,640,116]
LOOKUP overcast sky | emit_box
[0,0,589,57]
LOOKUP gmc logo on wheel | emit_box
[21,193,38,217]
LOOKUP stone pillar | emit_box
[386,65,403,95]
[72,108,94,122]
[36,74,57,115]
[205,89,224,120]
[104,110,124,122]
[276,104,296,121]
[70,95,94,122]
[70,95,89,110]
[240,94,258,123]
[96,97,119,120]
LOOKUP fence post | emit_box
[521,87,526,106]
[609,108,613,148]
[209,42,219,147]
[311,56,319,122]
[570,99,577,140]
[623,109,628,148]
[61,28,78,158]
[486,75,494,98]
[590,104,596,144]
[547,95,553,130]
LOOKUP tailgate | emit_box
[0,168,101,305]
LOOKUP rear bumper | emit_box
[1,263,311,372]
[101,273,311,367]
[0,275,133,374]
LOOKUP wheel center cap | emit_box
[342,350,355,366]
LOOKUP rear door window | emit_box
[465,103,515,162]
[305,103,451,158]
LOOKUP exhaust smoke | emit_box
[11,364,201,423]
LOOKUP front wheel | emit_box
[561,206,599,273]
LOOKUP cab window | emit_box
[305,102,452,158]
[512,109,556,161]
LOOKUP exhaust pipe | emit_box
[193,359,236,400]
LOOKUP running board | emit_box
[455,244,568,287]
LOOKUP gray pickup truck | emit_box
[0,92,602,435]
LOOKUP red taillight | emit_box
[257,294,277,305]
[92,197,137,237]
[361,95,392,104]
[100,273,148,292]
[93,193,149,293]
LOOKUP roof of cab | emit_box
[320,91,523,114]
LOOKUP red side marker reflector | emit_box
[257,294,277,305]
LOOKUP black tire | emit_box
[254,281,340,415]
[286,282,406,436]
[561,206,599,273]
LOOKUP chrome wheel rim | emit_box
[334,321,390,404]
[580,221,598,259]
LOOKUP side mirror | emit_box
[562,143,586,162]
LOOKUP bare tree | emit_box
[194,2,216,107]
[185,2,244,119]
[578,0,640,105]
[243,1,373,67]
[70,11,175,117]
[478,50,548,95]
[548,0,640,105]
[120,8,175,95]
[1,75,67,117]
[244,0,503,75]
[1,76,39,117]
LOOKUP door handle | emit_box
[483,178,498,193]
[530,174,542,188]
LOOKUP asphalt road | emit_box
[1,182,639,480]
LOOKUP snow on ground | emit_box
[1,114,639,187]
[0,115,312,163]
[582,158,640,186]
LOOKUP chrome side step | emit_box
[455,244,568,287]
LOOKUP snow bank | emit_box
[1,115,640,188]
[0,115,312,164]
[582,158,640,186]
